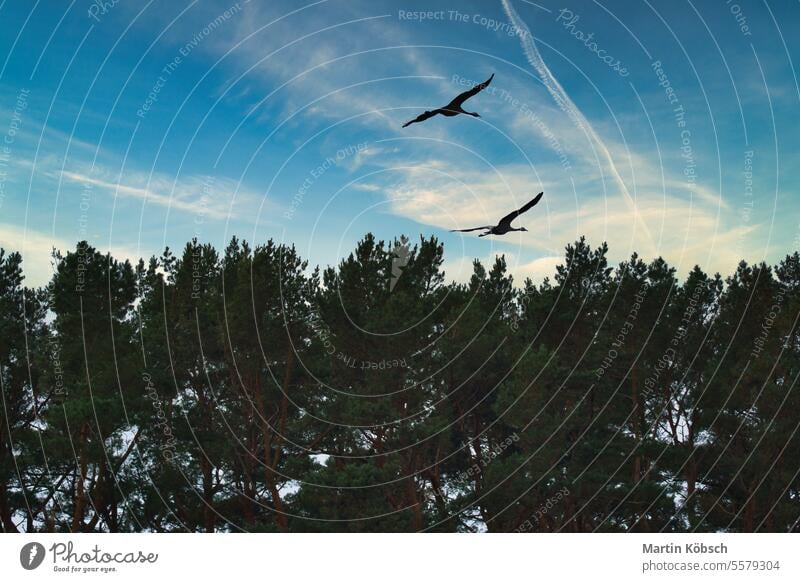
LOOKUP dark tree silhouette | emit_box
[1,236,799,532]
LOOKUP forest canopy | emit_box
[1,235,799,532]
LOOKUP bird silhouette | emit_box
[450,192,544,237]
[402,74,494,128]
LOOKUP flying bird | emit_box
[402,73,494,128]
[450,192,544,237]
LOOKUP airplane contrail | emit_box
[501,0,656,252]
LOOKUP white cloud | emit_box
[204,2,479,138]
[13,151,278,224]
[0,223,142,287]
[444,251,563,285]
[361,159,764,278]
[58,167,259,221]
[513,255,563,282]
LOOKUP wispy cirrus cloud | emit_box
[501,0,656,253]
[58,166,264,221]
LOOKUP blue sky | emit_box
[0,0,798,285]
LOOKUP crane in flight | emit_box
[402,74,494,128]
[450,192,544,237]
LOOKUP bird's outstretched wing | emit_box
[497,192,544,228]
[450,226,492,232]
[447,73,494,109]
[402,109,442,128]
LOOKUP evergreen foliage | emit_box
[1,237,798,532]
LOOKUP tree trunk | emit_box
[406,476,423,531]
[743,488,756,532]
[0,481,18,532]
[684,450,697,528]
[201,456,215,532]
[71,423,89,532]
[631,365,643,484]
